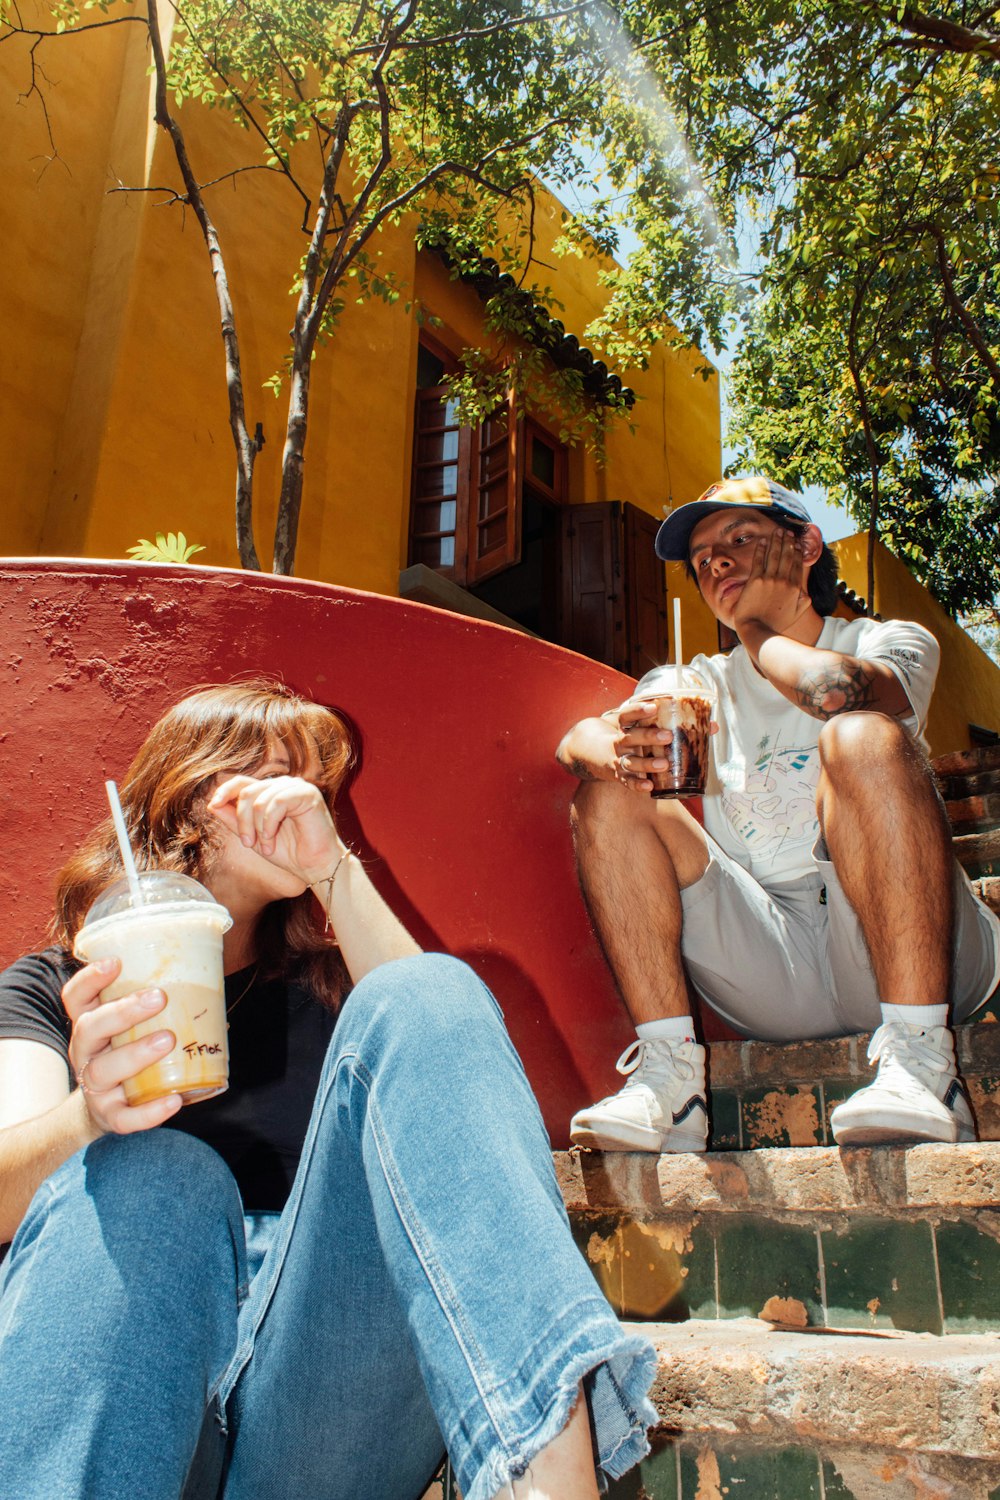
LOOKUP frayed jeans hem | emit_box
[456,1323,657,1500]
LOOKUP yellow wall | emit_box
[2,5,721,601]
[833,535,1000,757]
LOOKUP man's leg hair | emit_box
[570,780,707,1025]
[817,712,954,1005]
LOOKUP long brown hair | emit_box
[53,680,356,1009]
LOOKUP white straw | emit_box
[673,597,683,690]
[105,780,143,904]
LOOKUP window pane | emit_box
[413,531,456,569]
[481,407,509,446]
[413,499,457,535]
[416,345,447,390]
[415,463,458,499]
[530,435,556,488]
[478,479,508,522]
[413,537,445,567]
[417,432,460,467]
[479,516,507,552]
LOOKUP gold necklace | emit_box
[226,964,259,1016]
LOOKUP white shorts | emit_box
[679,837,1000,1041]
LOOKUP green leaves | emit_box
[631,0,1000,613]
[126,532,207,563]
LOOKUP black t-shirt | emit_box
[0,948,339,1212]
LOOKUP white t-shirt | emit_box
[632,614,940,887]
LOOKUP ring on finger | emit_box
[620,754,630,773]
[76,1061,93,1094]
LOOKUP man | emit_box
[557,477,1000,1151]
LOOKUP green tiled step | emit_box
[558,1143,1000,1334]
[703,1019,1000,1150]
[605,1319,1000,1499]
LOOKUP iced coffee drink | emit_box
[74,872,232,1105]
[627,667,716,799]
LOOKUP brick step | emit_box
[933,743,1000,783]
[692,1021,1000,1152]
[940,768,1000,803]
[955,825,1000,879]
[559,1143,1000,1336]
[605,1319,1000,1498]
[946,793,1000,832]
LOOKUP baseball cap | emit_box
[654,477,812,561]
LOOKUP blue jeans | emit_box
[0,955,656,1499]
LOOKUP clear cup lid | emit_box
[78,872,232,932]
[630,665,716,700]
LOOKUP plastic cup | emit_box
[627,666,717,799]
[73,871,233,1106]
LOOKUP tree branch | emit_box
[933,230,1000,385]
[352,3,588,53]
[897,5,1000,62]
[166,0,312,220]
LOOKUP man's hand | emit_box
[606,703,675,793]
[557,705,717,793]
[731,529,813,652]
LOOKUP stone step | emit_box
[694,1020,1000,1152]
[559,1143,1000,1336]
[605,1318,1000,1498]
[976,876,1000,916]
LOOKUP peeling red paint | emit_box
[1,559,676,1143]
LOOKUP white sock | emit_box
[880,1002,949,1033]
[637,1016,696,1044]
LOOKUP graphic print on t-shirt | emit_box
[720,734,819,864]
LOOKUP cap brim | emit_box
[655,501,731,561]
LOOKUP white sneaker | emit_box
[829,1021,976,1147]
[570,1037,709,1153]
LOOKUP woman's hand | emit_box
[207,774,345,886]
[64,959,182,1135]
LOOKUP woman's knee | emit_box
[339,954,501,1054]
[76,1129,242,1243]
[7,1130,244,1304]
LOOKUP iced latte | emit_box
[74,872,232,1105]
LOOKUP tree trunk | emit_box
[273,351,312,575]
[146,0,261,571]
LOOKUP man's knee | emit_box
[571,776,627,833]
[818,711,919,783]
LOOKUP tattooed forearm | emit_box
[794,661,877,719]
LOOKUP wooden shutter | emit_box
[466,392,521,585]
[558,501,626,669]
[623,502,668,677]
[409,386,471,580]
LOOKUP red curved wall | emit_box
[1,559,662,1145]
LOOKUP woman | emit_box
[0,681,656,1500]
